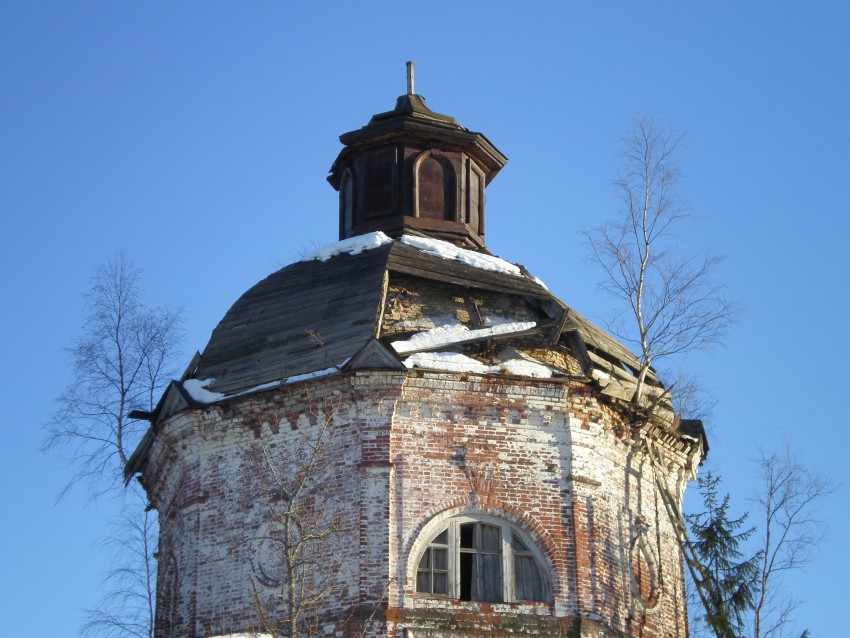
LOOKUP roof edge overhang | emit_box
[123,379,198,482]
[330,120,507,189]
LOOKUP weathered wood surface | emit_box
[567,313,656,384]
[192,238,654,398]
[386,243,551,299]
[195,246,392,394]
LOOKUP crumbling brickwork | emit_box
[143,369,696,638]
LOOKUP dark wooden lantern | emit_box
[328,65,507,250]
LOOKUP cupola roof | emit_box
[328,63,507,250]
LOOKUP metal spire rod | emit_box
[406,60,415,95]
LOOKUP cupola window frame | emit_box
[339,168,356,238]
[413,151,455,221]
[413,514,551,604]
[465,157,485,231]
[364,147,398,219]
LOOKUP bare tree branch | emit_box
[42,253,183,638]
[42,253,184,499]
[251,394,349,638]
[584,116,737,408]
[249,392,393,638]
[750,442,838,638]
[81,485,157,638]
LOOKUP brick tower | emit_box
[128,64,705,638]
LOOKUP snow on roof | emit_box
[402,350,555,379]
[403,351,492,374]
[183,362,350,405]
[295,231,550,289]
[301,231,393,262]
[284,363,346,385]
[591,369,611,382]
[391,320,537,355]
[498,357,553,379]
[495,346,554,378]
[184,378,279,404]
[399,234,523,277]
[183,378,226,403]
[532,276,549,291]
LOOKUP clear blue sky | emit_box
[1,2,847,636]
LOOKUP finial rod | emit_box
[406,60,415,95]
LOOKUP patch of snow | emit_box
[229,380,281,398]
[495,346,554,378]
[184,378,282,404]
[183,378,226,403]
[532,275,549,290]
[403,352,492,374]
[301,231,393,262]
[284,364,344,385]
[483,314,523,327]
[499,358,553,378]
[403,349,555,379]
[391,320,536,355]
[183,362,351,404]
[400,234,522,276]
[591,369,611,382]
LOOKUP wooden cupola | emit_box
[328,62,507,250]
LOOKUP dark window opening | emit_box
[416,518,546,603]
[366,149,396,217]
[418,156,451,220]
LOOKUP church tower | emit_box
[127,65,705,638]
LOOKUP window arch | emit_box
[414,515,550,603]
[415,153,453,220]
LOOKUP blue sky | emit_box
[1,2,848,636]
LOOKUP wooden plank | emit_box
[547,307,570,345]
[387,244,551,298]
[374,269,390,337]
[464,288,484,328]
[564,330,591,374]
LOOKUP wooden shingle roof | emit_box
[194,244,392,395]
[190,236,655,397]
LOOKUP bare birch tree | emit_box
[584,116,736,407]
[43,252,183,496]
[82,484,158,638]
[750,444,836,638]
[43,253,183,638]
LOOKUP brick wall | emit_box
[143,370,696,638]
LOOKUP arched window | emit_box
[417,155,452,220]
[414,516,549,603]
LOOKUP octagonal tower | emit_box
[128,65,705,638]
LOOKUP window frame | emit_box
[412,151,455,221]
[413,514,551,604]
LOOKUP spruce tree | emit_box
[686,471,761,638]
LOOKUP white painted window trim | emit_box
[413,513,550,603]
